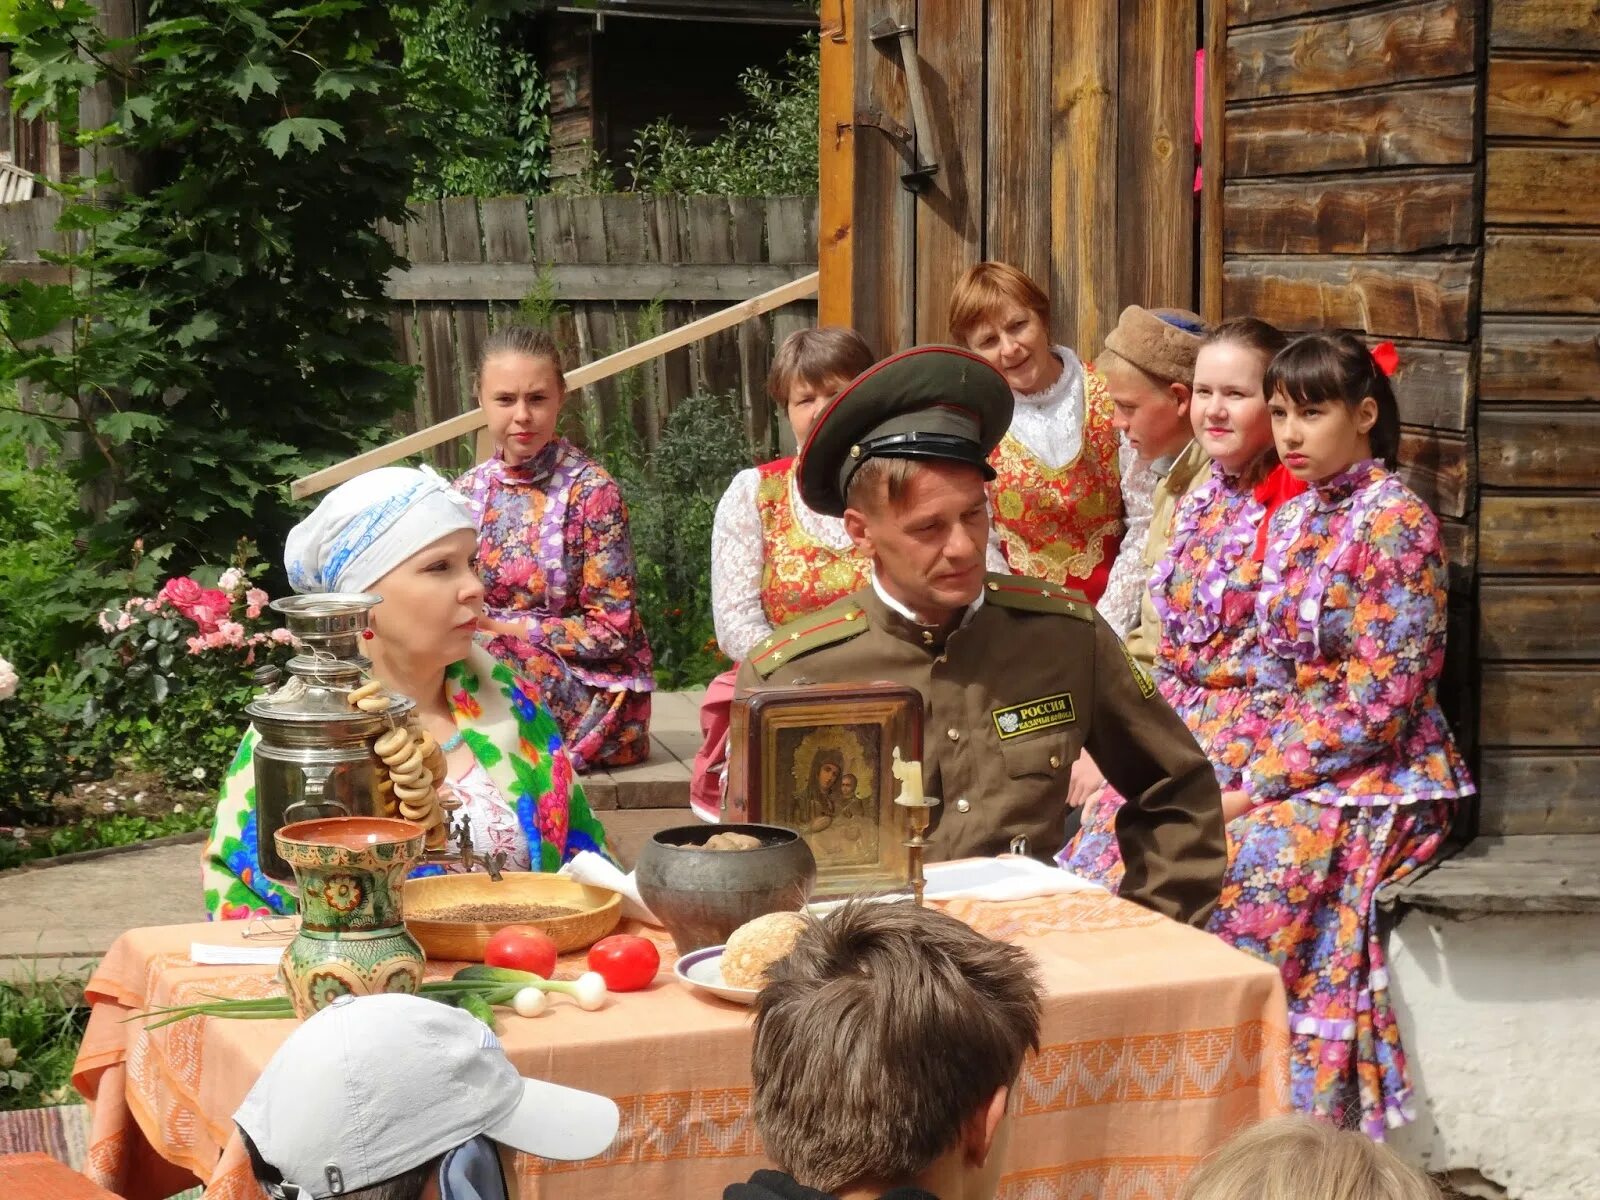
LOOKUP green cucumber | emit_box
[452,964,545,985]
[457,992,496,1027]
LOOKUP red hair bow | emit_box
[1370,341,1399,378]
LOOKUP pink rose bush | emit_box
[81,551,292,788]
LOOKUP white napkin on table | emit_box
[189,943,285,966]
[921,856,1104,903]
[558,851,661,926]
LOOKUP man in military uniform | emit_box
[735,346,1226,927]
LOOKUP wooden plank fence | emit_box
[379,193,819,470]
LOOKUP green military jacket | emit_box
[734,573,1226,928]
[1124,440,1212,669]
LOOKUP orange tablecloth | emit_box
[72,892,1288,1200]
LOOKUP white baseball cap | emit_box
[235,993,620,1198]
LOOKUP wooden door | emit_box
[820,0,1198,360]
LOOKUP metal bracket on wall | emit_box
[868,16,939,194]
[825,0,848,42]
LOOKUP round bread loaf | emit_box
[720,910,808,991]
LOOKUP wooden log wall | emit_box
[1476,0,1600,835]
[378,193,819,469]
[1216,0,1485,771]
[821,0,1198,362]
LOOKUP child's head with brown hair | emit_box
[750,899,1043,1200]
[475,324,567,467]
[1191,317,1289,485]
[1264,332,1402,481]
[948,261,1061,395]
[768,327,876,447]
[1181,1116,1441,1200]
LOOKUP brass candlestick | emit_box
[891,746,939,907]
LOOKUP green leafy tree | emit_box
[0,0,483,576]
[399,0,550,198]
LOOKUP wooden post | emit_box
[818,0,854,328]
[1200,0,1226,323]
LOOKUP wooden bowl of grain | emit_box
[403,873,623,961]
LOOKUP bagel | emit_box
[399,798,434,822]
[374,728,410,759]
[349,680,383,704]
[355,695,393,713]
[393,780,435,803]
[385,748,425,776]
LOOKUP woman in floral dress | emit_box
[453,325,654,771]
[1216,333,1473,1137]
[1060,318,1296,880]
[203,467,611,919]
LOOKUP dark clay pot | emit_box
[635,824,817,956]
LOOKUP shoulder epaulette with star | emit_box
[747,595,871,679]
[982,572,1094,622]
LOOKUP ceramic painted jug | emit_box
[274,816,426,1017]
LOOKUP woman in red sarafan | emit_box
[948,261,1126,606]
[453,325,654,772]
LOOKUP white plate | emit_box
[673,945,760,1005]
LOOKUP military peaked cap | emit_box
[796,345,1014,517]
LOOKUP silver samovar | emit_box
[247,592,508,888]
[246,593,411,886]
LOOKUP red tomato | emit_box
[586,934,660,992]
[483,926,558,978]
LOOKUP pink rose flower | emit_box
[98,611,116,634]
[186,635,207,655]
[245,587,269,611]
[217,567,246,594]
[159,576,204,611]
[115,611,133,632]
[270,628,296,645]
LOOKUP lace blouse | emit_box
[1097,443,1155,636]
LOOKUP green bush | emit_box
[592,390,751,690]
[0,804,215,873]
[627,33,819,195]
[0,973,88,1112]
[0,972,88,1113]
[400,0,550,198]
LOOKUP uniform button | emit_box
[955,798,971,813]
[946,728,960,742]
[934,654,948,665]
[986,581,998,592]
[921,630,935,645]
[1049,754,1062,769]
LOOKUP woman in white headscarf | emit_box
[203,467,612,920]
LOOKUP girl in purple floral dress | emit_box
[1218,333,1473,1138]
[1060,318,1295,880]
[454,326,654,771]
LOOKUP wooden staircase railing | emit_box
[291,270,820,501]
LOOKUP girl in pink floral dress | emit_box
[1060,318,1296,880]
[453,326,654,771]
[1217,333,1473,1138]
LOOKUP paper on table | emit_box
[189,943,284,966]
[558,851,661,926]
[922,856,1103,903]
[806,857,1103,915]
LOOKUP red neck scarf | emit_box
[1252,464,1309,561]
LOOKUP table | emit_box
[72,891,1288,1200]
